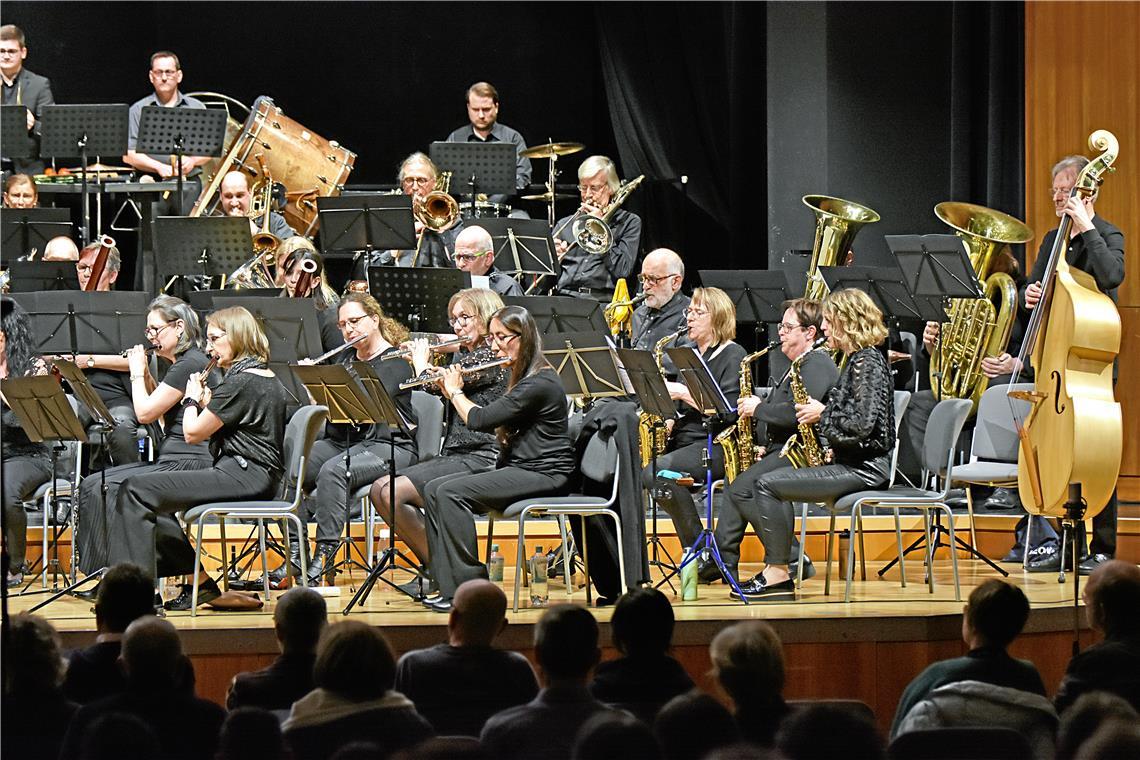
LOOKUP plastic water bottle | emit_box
[488,544,504,583]
[529,545,548,607]
[680,548,699,601]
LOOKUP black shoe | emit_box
[697,559,724,584]
[982,487,1019,510]
[730,574,796,601]
[398,576,438,598]
[945,488,968,510]
[306,542,338,585]
[594,596,617,608]
[75,582,102,601]
[268,541,305,585]
[1078,553,1112,576]
[1026,546,1084,573]
[795,557,818,581]
[6,573,24,589]
[163,578,222,611]
[428,598,453,613]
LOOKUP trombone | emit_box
[410,171,460,266]
[553,174,644,255]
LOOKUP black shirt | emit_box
[554,208,643,294]
[157,347,217,456]
[436,344,508,459]
[753,348,839,449]
[325,346,417,452]
[671,341,747,448]
[86,368,132,408]
[467,367,573,475]
[487,267,524,297]
[819,347,895,464]
[1025,213,1125,302]
[206,368,288,476]
[631,292,694,379]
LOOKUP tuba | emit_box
[931,202,1032,410]
[802,195,880,301]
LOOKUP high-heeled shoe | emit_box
[305,542,339,585]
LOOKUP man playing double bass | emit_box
[1020,154,1125,576]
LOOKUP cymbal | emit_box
[521,191,576,202]
[520,141,585,159]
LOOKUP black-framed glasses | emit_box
[638,273,677,287]
[144,322,172,339]
[449,313,476,328]
[336,314,369,331]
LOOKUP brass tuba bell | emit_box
[801,195,880,301]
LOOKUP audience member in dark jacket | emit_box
[227,586,327,711]
[892,579,1045,736]
[284,621,433,760]
[63,562,155,704]
[1055,560,1140,713]
[396,579,538,735]
[0,614,78,760]
[710,620,790,748]
[481,604,614,760]
[589,587,693,722]
[59,617,225,760]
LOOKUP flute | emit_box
[398,357,510,390]
[311,334,367,363]
[384,336,467,360]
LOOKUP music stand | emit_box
[187,288,279,313]
[699,269,791,365]
[154,216,252,293]
[666,346,749,603]
[503,295,608,334]
[6,262,81,292]
[368,266,470,334]
[889,234,981,302]
[39,104,129,244]
[1,208,72,259]
[479,218,558,279]
[343,361,423,613]
[544,332,626,406]
[317,194,417,279]
[430,141,517,216]
[12,291,148,358]
[818,265,945,324]
[1,104,34,159]
[617,347,681,591]
[136,105,227,215]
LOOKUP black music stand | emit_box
[666,346,749,603]
[889,234,981,302]
[39,104,129,244]
[154,216,251,294]
[12,291,147,359]
[818,265,945,324]
[617,347,681,591]
[342,361,423,612]
[368,266,470,334]
[502,295,608,334]
[544,332,626,407]
[699,269,791,370]
[1,208,73,260]
[317,194,417,280]
[430,141,517,215]
[6,262,80,292]
[136,105,227,215]
[0,377,88,607]
[1,104,34,160]
[479,218,559,280]
[187,288,279,313]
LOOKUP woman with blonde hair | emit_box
[730,287,894,601]
[108,306,289,610]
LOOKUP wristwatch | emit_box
[180,397,202,410]
[85,357,95,369]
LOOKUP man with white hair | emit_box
[630,248,693,377]
[453,225,522,296]
[553,155,642,300]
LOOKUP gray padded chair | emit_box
[486,434,625,611]
[184,404,327,615]
[836,397,974,602]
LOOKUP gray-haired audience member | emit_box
[227,586,328,710]
[395,579,538,736]
[710,620,790,747]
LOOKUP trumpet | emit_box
[398,357,510,390]
[383,336,468,361]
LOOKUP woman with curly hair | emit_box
[729,288,895,600]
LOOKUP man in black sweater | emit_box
[395,579,538,735]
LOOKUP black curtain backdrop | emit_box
[4,1,1023,291]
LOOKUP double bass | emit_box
[1009,130,1121,519]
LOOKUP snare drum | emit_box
[460,200,512,219]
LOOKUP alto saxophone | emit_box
[779,343,826,468]
[638,329,682,468]
[715,340,781,483]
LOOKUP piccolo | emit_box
[312,334,367,363]
[384,336,467,360]
[398,357,510,390]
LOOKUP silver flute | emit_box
[398,357,510,390]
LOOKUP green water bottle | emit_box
[681,548,699,601]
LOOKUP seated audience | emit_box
[217,707,287,760]
[653,691,741,760]
[59,617,225,760]
[1073,718,1140,760]
[227,586,327,710]
[892,579,1045,735]
[0,613,77,759]
[1055,559,1140,713]
[572,711,661,760]
[1056,692,1138,760]
[778,704,885,760]
[283,621,433,760]
[710,620,790,747]
[481,604,614,760]
[77,713,161,760]
[63,562,155,704]
[395,579,538,735]
[395,737,489,760]
[589,587,693,721]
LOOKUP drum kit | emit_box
[520,139,584,225]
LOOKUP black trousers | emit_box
[424,466,571,599]
[403,453,495,496]
[78,402,142,468]
[76,452,211,574]
[717,451,796,577]
[304,438,416,544]
[108,456,276,579]
[641,438,724,550]
[2,454,53,571]
[732,456,891,566]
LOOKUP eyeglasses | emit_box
[150,69,179,79]
[336,314,369,331]
[144,322,172,339]
[638,273,677,287]
[77,263,95,274]
[401,176,434,187]
[1050,185,1074,197]
[777,322,806,332]
[453,251,490,264]
[683,307,709,318]
[205,332,227,344]
[0,48,22,57]
[490,332,519,345]
[577,183,608,194]
[449,313,476,328]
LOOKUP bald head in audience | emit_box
[449,579,509,647]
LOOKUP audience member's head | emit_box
[572,711,661,760]
[217,707,285,760]
[394,737,489,760]
[1083,559,1140,638]
[1073,717,1140,760]
[3,613,65,696]
[704,745,780,760]
[94,562,155,635]
[314,621,396,702]
[449,578,508,647]
[329,743,383,760]
[43,235,79,262]
[962,578,1031,648]
[274,586,328,654]
[1057,691,1139,760]
[534,604,601,684]
[778,704,885,760]
[611,587,675,657]
[120,617,188,693]
[77,713,161,760]
[654,691,741,760]
[710,621,785,709]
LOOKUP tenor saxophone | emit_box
[638,329,683,467]
[779,343,826,468]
